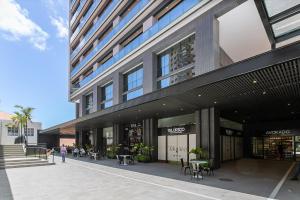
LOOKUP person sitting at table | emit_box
[79,147,86,157]
[73,147,79,157]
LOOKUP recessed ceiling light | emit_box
[287,103,291,106]
[263,91,266,95]
[162,103,166,106]
[180,108,184,111]
[198,94,202,97]
[253,80,257,84]
[214,101,217,104]
[291,111,295,114]
[234,110,238,113]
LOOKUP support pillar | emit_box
[113,72,123,105]
[196,107,220,168]
[194,13,220,76]
[113,124,123,145]
[143,118,158,161]
[143,52,157,93]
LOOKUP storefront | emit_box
[220,128,244,162]
[251,129,300,160]
[157,114,196,163]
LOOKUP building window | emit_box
[123,66,143,101]
[101,83,113,109]
[85,93,93,114]
[157,35,195,89]
[7,127,19,136]
[24,128,34,136]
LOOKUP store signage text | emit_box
[265,130,291,135]
[167,127,186,134]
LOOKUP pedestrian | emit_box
[61,144,67,163]
[291,161,300,180]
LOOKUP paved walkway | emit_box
[0,157,298,200]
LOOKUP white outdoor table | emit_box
[190,160,208,179]
[91,152,99,160]
[118,155,131,165]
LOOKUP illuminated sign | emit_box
[167,127,186,134]
[265,130,291,135]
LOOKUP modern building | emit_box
[0,112,41,145]
[41,0,300,167]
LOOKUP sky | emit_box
[0,0,74,128]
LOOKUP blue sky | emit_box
[0,0,74,128]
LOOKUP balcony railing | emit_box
[71,0,201,93]
[71,0,120,60]
[70,0,87,26]
[70,0,102,43]
[70,0,77,10]
[70,0,149,77]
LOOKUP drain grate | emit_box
[219,178,234,182]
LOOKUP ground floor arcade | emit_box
[41,42,300,168]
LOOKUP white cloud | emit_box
[44,0,68,40]
[0,0,49,50]
[51,16,68,39]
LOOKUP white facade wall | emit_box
[0,119,42,145]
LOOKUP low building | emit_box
[0,112,41,145]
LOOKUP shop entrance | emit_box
[252,135,296,160]
[158,133,196,163]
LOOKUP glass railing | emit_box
[72,0,201,92]
[70,0,77,10]
[71,0,149,77]
[70,0,87,26]
[71,0,120,60]
[70,0,101,42]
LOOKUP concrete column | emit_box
[92,85,100,112]
[143,16,157,32]
[113,124,123,145]
[143,52,157,93]
[78,129,83,147]
[113,44,121,56]
[79,94,86,117]
[194,13,220,75]
[195,110,201,150]
[95,128,103,152]
[113,16,121,27]
[113,71,123,105]
[143,118,158,161]
[200,107,220,168]
[75,103,80,118]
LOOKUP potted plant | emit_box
[133,143,154,162]
[189,147,208,160]
[106,144,121,159]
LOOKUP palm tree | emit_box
[11,111,26,143]
[14,105,35,144]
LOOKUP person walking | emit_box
[291,161,300,180]
[60,144,67,163]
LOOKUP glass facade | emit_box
[101,83,113,109]
[123,67,143,101]
[85,93,93,114]
[71,0,201,92]
[157,35,195,89]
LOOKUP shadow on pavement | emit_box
[0,169,14,200]
[64,155,293,198]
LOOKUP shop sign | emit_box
[167,127,186,134]
[265,130,291,135]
